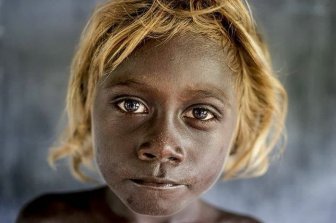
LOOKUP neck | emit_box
[104,186,202,223]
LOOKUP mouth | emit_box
[130,177,185,189]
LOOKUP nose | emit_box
[136,119,185,165]
[137,141,184,164]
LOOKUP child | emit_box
[17,0,287,222]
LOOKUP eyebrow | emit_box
[183,87,231,107]
[103,77,146,88]
[103,77,231,107]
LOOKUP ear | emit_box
[221,152,238,180]
[229,142,238,156]
[228,117,240,156]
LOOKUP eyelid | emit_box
[112,95,149,114]
[183,105,221,121]
[112,95,148,104]
[184,109,215,121]
[117,100,148,113]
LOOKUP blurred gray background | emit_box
[1,0,335,222]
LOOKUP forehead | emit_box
[107,34,233,77]
[126,34,231,77]
[134,34,227,61]
[100,33,237,103]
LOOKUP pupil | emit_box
[193,108,208,119]
[124,99,140,111]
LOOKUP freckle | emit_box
[176,147,182,154]
[127,196,134,205]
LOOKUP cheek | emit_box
[189,127,235,193]
[193,144,229,190]
[93,126,134,173]
[92,107,136,179]
[94,133,136,189]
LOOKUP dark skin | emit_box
[17,34,261,223]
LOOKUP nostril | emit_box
[168,157,179,162]
[144,153,156,159]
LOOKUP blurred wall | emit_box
[1,0,335,222]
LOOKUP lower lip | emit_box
[130,180,185,190]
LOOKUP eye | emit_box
[184,107,215,121]
[116,98,148,114]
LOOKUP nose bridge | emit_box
[136,111,185,164]
[151,112,179,147]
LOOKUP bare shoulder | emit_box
[217,211,263,223]
[16,186,111,223]
[200,200,263,223]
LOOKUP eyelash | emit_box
[113,97,219,122]
[113,97,149,114]
[184,107,217,122]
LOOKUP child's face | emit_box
[92,35,238,216]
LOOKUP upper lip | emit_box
[130,177,182,185]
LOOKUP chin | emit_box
[124,196,185,216]
[129,206,181,216]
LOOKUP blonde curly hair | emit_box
[49,0,287,181]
